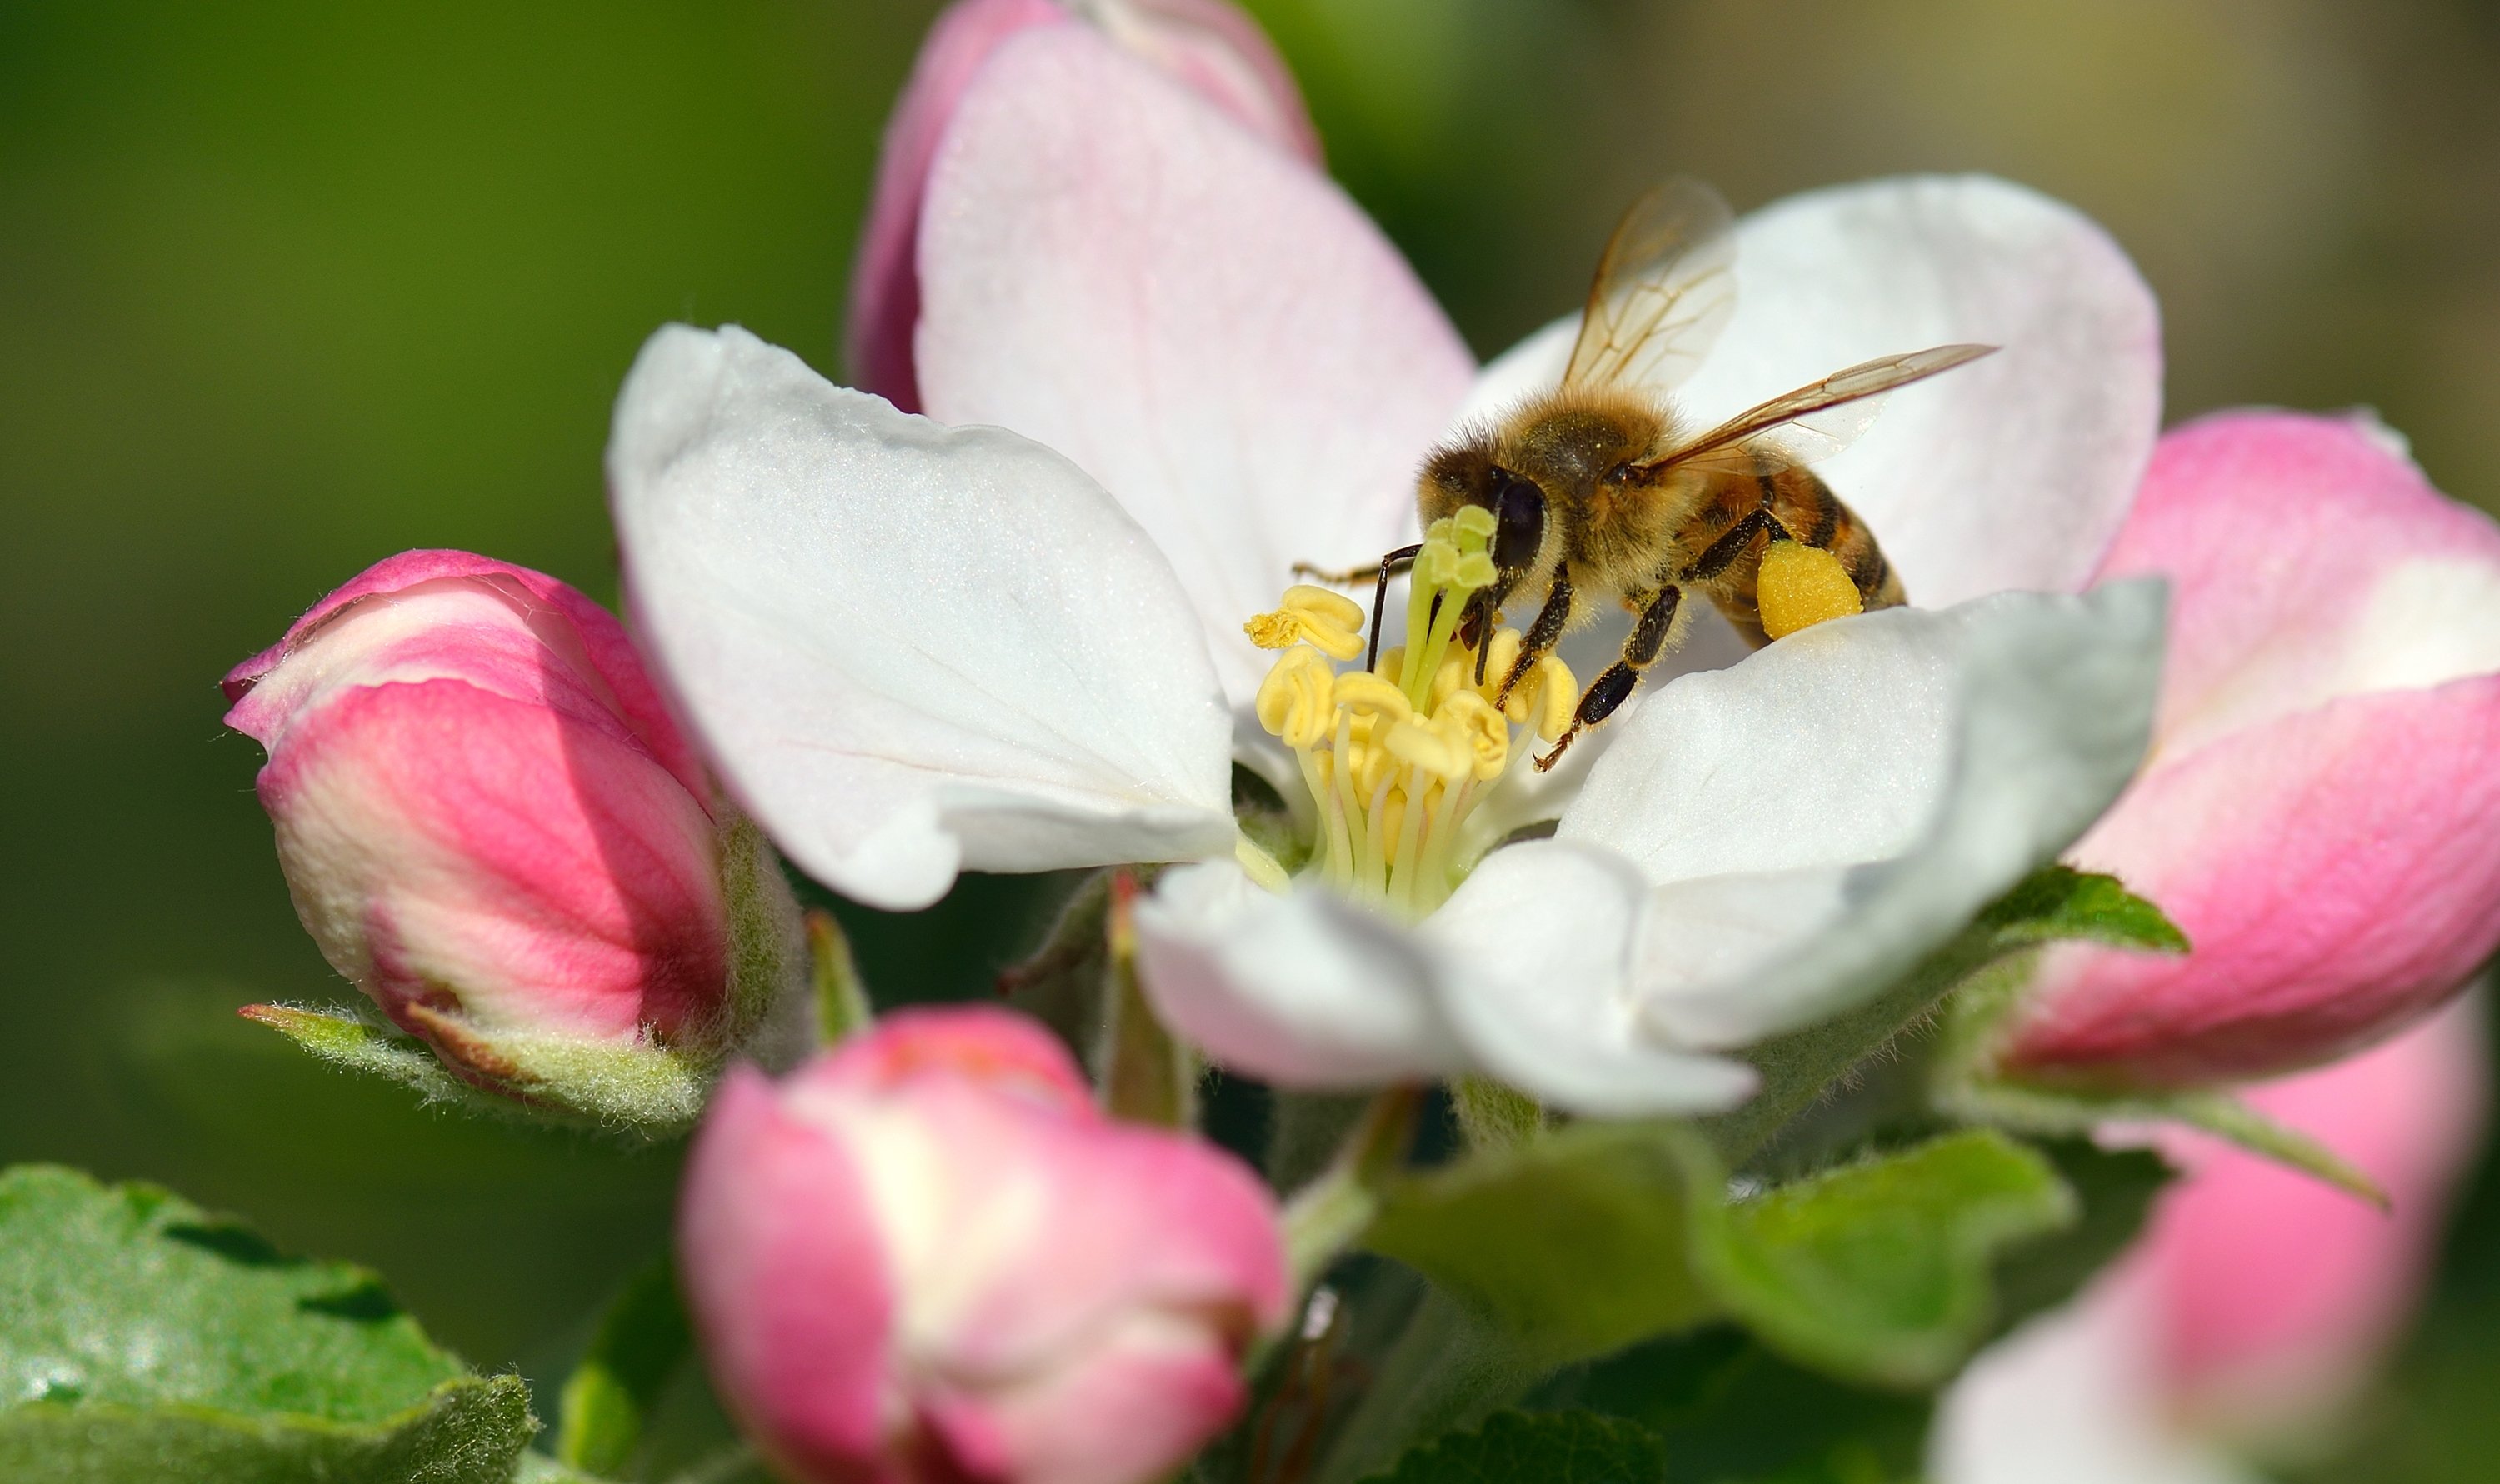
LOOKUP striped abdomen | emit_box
[1700,457,1903,646]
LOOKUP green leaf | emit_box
[0,1165,534,1483]
[1689,1131,2077,1388]
[1949,1075,2386,1206]
[556,1256,692,1477]
[1357,1409,1669,1484]
[1362,1123,1718,1365]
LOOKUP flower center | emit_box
[1245,507,1577,919]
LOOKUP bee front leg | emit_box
[1496,572,1577,705]
[1536,585,1681,772]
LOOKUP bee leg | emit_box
[1357,543,1425,673]
[1536,585,1681,772]
[1682,508,1796,584]
[1495,572,1577,705]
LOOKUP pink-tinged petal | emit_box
[2145,999,2490,1437]
[915,24,1475,707]
[609,325,1237,912]
[2002,677,2500,1082]
[846,0,1318,411]
[679,1067,899,1484]
[261,678,727,1044]
[686,1012,1285,1484]
[2095,410,2500,757]
[224,549,707,802]
[1468,176,2162,606]
[2002,412,2500,1085]
[811,1002,1098,1114]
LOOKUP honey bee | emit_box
[1312,179,1993,769]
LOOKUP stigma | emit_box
[1245,508,1576,919]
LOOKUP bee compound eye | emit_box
[1491,475,1544,572]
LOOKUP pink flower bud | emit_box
[847,0,1319,411]
[223,550,741,1092]
[2141,998,2488,1439]
[679,1007,1288,1484]
[2000,411,2500,1085]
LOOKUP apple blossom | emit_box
[678,1005,1288,1484]
[610,22,2168,1115]
[1932,999,2489,1482]
[1995,411,2500,1087]
[847,0,1317,411]
[222,549,796,1112]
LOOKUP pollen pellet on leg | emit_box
[1758,541,1863,640]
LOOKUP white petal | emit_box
[1422,842,1759,1117]
[1465,176,2162,604]
[608,324,1235,911]
[1132,860,1473,1087]
[914,25,1477,708]
[1561,583,2166,1048]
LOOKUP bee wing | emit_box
[1642,344,1998,474]
[1560,177,1739,396]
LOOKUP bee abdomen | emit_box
[1777,467,1904,609]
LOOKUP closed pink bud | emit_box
[224,550,739,1092]
[846,0,1319,411]
[2001,411,2500,1085]
[680,1007,1289,1484]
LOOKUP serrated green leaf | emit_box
[0,1165,534,1482]
[556,1256,692,1476]
[1689,1131,2077,1388]
[1357,1409,1668,1484]
[1362,1124,1718,1365]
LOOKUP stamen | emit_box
[1245,584,1369,660]
[1249,506,1561,917]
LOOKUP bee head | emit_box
[1421,438,1546,581]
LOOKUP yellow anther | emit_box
[1477,629,1522,702]
[1428,652,1472,710]
[1255,646,1337,749]
[1436,691,1511,782]
[1244,583,1368,660]
[1373,644,1406,680]
[1758,541,1863,640]
[1331,672,1412,724]
[1502,653,1578,742]
[1383,716,1469,782]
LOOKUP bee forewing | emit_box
[1560,177,1738,397]
[1646,343,1998,473]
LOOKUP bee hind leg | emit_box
[1535,584,1682,772]
[1682,508,1795,584]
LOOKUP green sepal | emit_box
[555,1257,692,1477]
[1932,892,2385,1205]
[1354,1409,1668,1484]
[0,1165,534,1483]
[235,1003,717,1136]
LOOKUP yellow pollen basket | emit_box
[1758,540,1862,640]
[1244,509,1577,919]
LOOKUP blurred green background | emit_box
[3,2,2498,1477]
